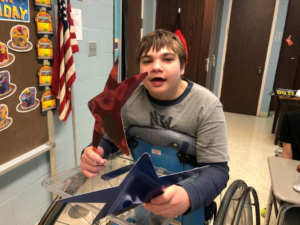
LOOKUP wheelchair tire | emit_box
[38,195,67,225]
[232,187,260,225]
[214,179,247,225]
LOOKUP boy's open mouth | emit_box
[150,77,166,87]
[151,77,165,82]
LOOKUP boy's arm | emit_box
[180,162,229,213]
[281,142,293,159]
[182,100,229,212]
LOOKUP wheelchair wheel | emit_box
[38,196,67,225]
[232,187,260,225]
[214,180,247,225]
[39,199,112,225]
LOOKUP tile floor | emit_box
[222,112,277,224]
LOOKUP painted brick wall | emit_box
[0,0,114,224]
[213,0,230,96]
[260,0,289,113]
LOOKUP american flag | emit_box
[52,0,79,122]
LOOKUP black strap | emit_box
[177,141,197,167]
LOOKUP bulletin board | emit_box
[0,2,49,166]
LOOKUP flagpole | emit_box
[71,86,78,166]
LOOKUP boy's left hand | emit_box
[143,185,191,218]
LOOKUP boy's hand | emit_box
[143,185,191,218]
[81,146,107,178]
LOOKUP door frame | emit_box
[217,0,280,117]
[206,0,225,91]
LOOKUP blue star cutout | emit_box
[57,153,207,223]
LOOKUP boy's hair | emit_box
[136,29,186,70]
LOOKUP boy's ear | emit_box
[180,64,185,75]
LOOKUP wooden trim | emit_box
[128,0,142,78]
[0,142,55,176]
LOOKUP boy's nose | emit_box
[151,60,163,72]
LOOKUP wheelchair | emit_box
[40,127,260,225]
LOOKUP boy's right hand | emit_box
[81,146,107,178]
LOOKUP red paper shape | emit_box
[285,36,293,46]
[175,30,188,65]
[88,57,148,155]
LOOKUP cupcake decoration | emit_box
[0,42,15,68]
[0,70,17,100]
[0,104,13,132]
[7,25,33,52]
[16,87,40,113]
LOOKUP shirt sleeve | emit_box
[280,113,291,143]
[196,101,229,163]
[179,162,229,213]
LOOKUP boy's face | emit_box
[139,47,185,100]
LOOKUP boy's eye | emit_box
[142,60,152,64]
[164,58,174,62]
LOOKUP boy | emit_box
[81,29,229,218]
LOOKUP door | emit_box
[155,0,217,87]
[220,0,275,115]
[122,0,142,80]
[270,0,300,111]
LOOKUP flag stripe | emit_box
[52,0,79,122]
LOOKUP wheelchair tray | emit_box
[42,154,178,225]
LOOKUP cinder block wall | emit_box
[260,0,289,114]
[0,1,114,224]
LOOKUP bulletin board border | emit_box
[0,141,55,176]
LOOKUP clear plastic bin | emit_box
[42,153,175,225]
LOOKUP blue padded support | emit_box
[130,139,204,225]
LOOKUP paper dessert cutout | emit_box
[0,70,17,100]
[57,153,207,223]
[0,0,30,23]
[37,37,53,59]
[38,65,53,87]
[35,0,52,8]
[7,25,33,52]
[35,11,54,34]
[88,57,148,155]
[0,42,15,68]
[16,87,40,113]
[41,90,56,113]
[0,104,13,132]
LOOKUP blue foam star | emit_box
[57,153,207,223]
